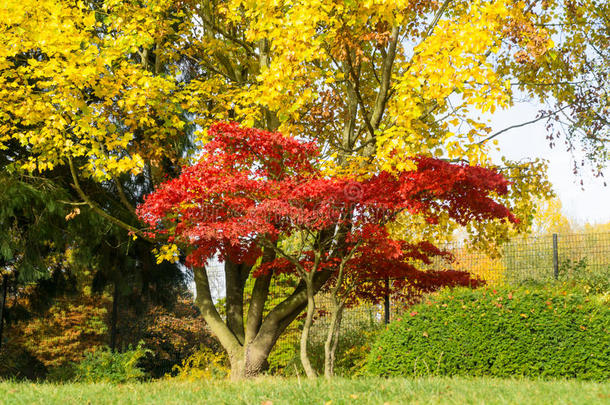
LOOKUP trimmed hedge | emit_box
[366,286,609,380]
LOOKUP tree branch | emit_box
[67,158,150,241]
[112,175,136,215]
[193,266,241,353]
[344,46,376,141]
[198,11,256,56]
[425,0,452,39]
[245,245,276,344]
[477,105,570,145]
[371,26,400,130]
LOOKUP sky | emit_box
[487,102,609,225]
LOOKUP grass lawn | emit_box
[0,377,608,405]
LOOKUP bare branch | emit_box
[477,105,570,145]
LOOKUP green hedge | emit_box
[366,286,610,380]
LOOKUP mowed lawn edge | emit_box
[0,377,608,405]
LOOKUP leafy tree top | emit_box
[138,123,517,286]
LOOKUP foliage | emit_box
[266,331,300,377]
[170,347,229,381]
[1,0,603,380]
[436,197,576,287]
[366,286,610,380]
[0,0,559,249]
[558,258,610,296]
[0,340,46,381]
[123,297,219,378]
[138,122,517,375]
[0,0,558,180]
[516,0,610,175]
[530,198,573,236]
[0,0,196,377]
[139,122,519,273]
[13,295,108,369]
[0,0,189,180]
[73,343,150,384]
[139,122,516,294]
[448,246,505,285]
[270,320,380,377]
[0,173,67,282]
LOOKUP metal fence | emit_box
[443,231,610,285]
[205,231,610,367]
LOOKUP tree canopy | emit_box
[0,0,607,379]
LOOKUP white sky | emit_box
[488,102,609,225]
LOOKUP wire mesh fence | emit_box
[205,231,610,369]
[443,231,610,285]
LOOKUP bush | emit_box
[12,295,108,370]
[558,258,610,295]
[118,297,219,378]
[366,286,610,380]
[170,346,229,380]
[72,343,150,383]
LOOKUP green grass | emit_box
[1,377,608,405]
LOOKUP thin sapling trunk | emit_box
[323,297,344,378]
[300,273,317,378]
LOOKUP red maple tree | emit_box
[137,122,517,378]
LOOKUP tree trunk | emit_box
[193,263,332,379]
[225,260,247,344]
[229,341,273,380]
[0,274,8,351]
[300,278,317,378]
[323,300,344,379]
[229,348,246,381]
[110,281,119,353]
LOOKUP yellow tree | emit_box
[531,198,573,235]
[0,0,573,378]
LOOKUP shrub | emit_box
[170,347,229,380]
[14,296,108,369]
[366,286,610,380]
[73,343,150,383]
[118,296,219,378]
[558,258,610,295]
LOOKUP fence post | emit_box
[553,233,559,280]
[384,277,390,324]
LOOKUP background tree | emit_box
[0,0,555,239]
[0,169,68,350]
[504,0,609,177]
